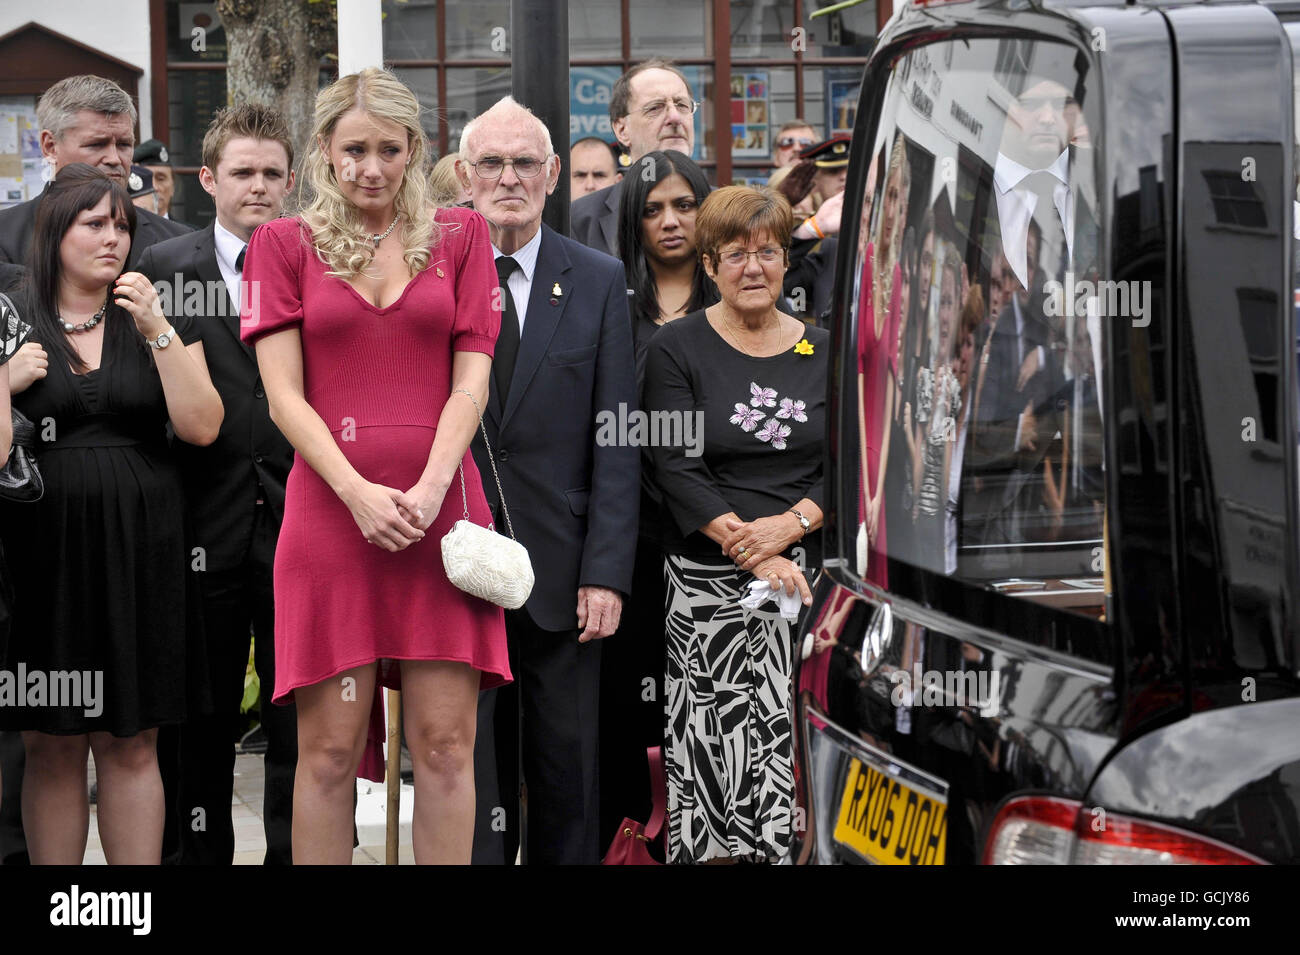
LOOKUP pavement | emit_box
[84,750,417,865]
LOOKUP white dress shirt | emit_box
[993,149,1074,290]
[492,227,543,335]
[213,219,247,312]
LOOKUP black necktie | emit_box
[1021,171,1066,284]
[235,246,246,272]
[493,256,521,404]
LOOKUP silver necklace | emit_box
[60,296,108,333]
[369,213,401,247]
[721,313,781,357]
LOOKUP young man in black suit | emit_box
[0,75,190,270]
[136,104,298,864]
[459,97,639,864]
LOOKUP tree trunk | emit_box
[217,0,337,190]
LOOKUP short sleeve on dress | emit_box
[240,218,306,346]
[443,208,500,357]
[171,298,201,347]
[0,292,31,365]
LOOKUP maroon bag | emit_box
[602,746,667,865]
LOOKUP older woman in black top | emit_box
[644,185,826,863]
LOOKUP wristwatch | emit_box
[147,325,177,350]
[788,508,810,538]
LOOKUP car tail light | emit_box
[984,796,1265,865]
[983,796,1078,864]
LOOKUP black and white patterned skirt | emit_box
[664,554,800,863]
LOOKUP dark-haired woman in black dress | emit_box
[0,164,222,864]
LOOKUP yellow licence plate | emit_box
[833,758,948,865]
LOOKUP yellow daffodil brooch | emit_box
[794,338,815,356]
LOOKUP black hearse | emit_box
[792,0,1300,864]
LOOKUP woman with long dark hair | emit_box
[600,148,717,846]
[617,149,717,376]
[0,163,222,863]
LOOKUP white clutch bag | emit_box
[441,391,535,609]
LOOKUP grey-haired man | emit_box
[0,74,190,270]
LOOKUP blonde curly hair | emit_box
[300,67,436,278]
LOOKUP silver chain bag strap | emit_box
[440,389,534,609]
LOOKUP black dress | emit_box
[0,301,207,735]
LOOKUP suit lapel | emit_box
[194,225,258,363]
[597,181,621,257]
[500,226,571,430]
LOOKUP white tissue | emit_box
[739,579,804,621]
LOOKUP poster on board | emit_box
[730,71,770,157]
[825,69,862,137]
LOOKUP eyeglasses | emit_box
[718,247,784,268]
[777,136,815,150]
[638,98,700,120]
[642,197,699,219]
[467,156,548,179]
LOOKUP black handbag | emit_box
[0,291,41,503]
[0,407,42,502]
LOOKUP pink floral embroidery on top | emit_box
[775,397,807,422]
[749,382,778,408]
[755,419,792,450]
[730,402,766,432]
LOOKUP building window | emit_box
[1203,171,1268,229]
[153,0,879,202]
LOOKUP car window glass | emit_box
[850,37,1108,621]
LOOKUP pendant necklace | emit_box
[60,296,108,333]
[369,213,401,247]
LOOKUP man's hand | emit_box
[1017,400,1038,452]
[577,585,622,643]
[810,189,844,236]
[1016,348,1041,391]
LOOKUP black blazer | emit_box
[0,186,192,270]
[136,224,292,573]
[569,179,622,258]
[471,225,640,631]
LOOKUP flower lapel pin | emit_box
[794,338,814,356]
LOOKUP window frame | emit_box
[825,27,1116,666]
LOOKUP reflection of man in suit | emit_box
[0,73,192,866]
[570,59,695,256]
[136,105,298,864]
[967,76,1093,551]
[459,97,639,864]
[0,75,191,269]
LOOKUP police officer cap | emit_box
[799,135,851,169]
[128,165,155,198]
[134,139,171,166]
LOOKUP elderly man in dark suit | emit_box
[0,75,190,269]
[459,96,639,864]
[0,73,191,866]
[569,59,697,257]
[135,104,298,865]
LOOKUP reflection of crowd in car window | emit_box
[851,48,1104,594]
